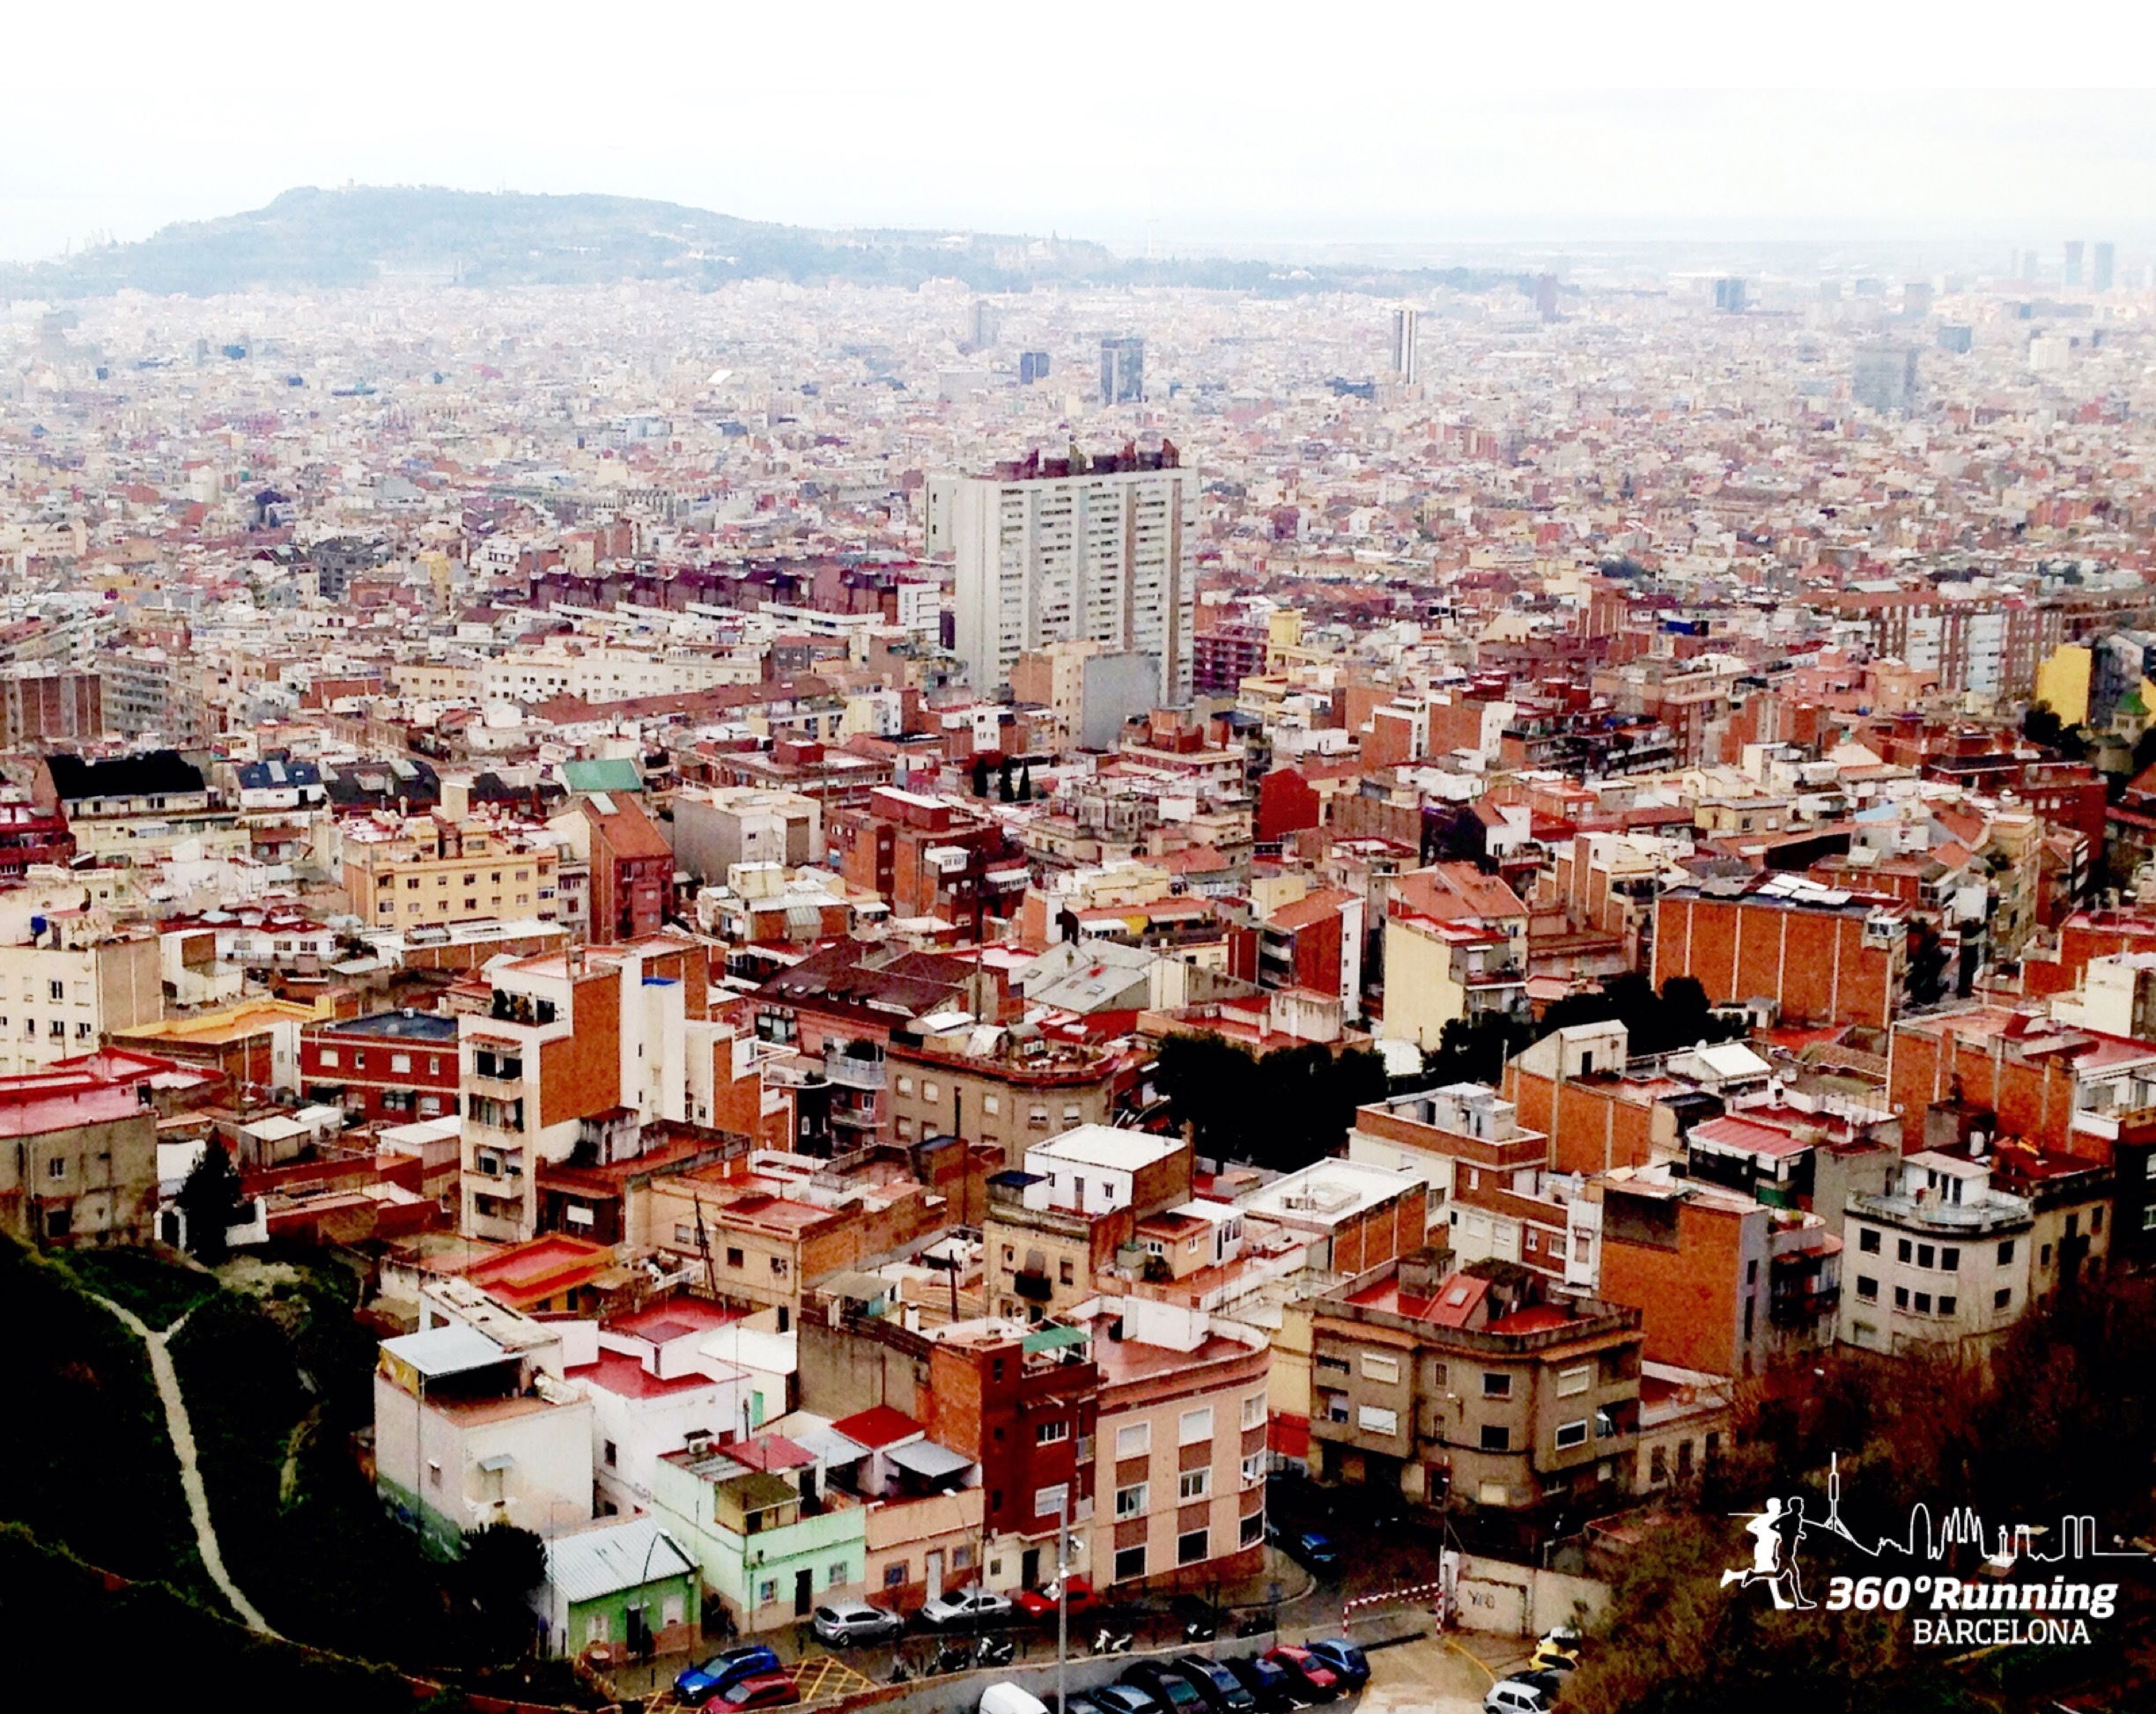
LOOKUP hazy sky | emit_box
[9,4,2156,262]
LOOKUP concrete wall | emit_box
[1452,1555,1608,1638]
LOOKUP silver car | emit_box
[918,1587,1016,1629]
[812,1600,904,1644]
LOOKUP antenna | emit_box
[692,1190,718,1298]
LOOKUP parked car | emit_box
[919,1587,1018,1629]
[1538,1626,1583,1655]
[1267,1525,1340,1571]
[1505,1669,1567,1701]
[1223,1654,1296,1712]
[1090,1687,1166,1714]
[1015,1576,1099,1620]
[1303,1640,1370,1691]
[1122,1661,1207,1714]
[1169,1654,1258,1714]
[1259,1646,1340,1702]
[980,1686,1052,1714]
[675,1645,784,1706]
[1528,1644,1578,1676]
[1483,1682,1549,1714]
[1048,1695,1113,1714]
[717,1673,801,1711]
[813,1599,905,1645]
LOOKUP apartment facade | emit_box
[1310,1253,1643,1515]
[0,920,163,1076]
[343,809,561,931]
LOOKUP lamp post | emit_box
[1056,1489,1070,1714]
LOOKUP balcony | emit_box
[1770,1287,1840,1329]
[470,1051,525,1083]
[823,1046,887,1092]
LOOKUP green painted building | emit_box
[535,1517,701,1661]
[651,1441,868,1633]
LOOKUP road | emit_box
[1359,1632,1540,1714]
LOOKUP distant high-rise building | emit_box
[1713,277,1747,314]
[2064,240,2085,288]
[1937,324,1974,355]
[1390,307,1420,382]
[968,299,1000,350]
[1019,350,1051,385]
[2093,241,2116,292]
[934,444,1195,704]
[1533,274,1559,324]
[1100,336,1145,404]
[1902,281,1934,320]
[1852,344,1921,414]
[2019,248,2040,283]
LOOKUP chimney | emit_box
[1397,1245,1442,1304]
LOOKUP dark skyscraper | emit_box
[1534,274,1559,323]
[1852,344,1920,414]
[1390,307,1420,381]
[1713,277,1747,314]
[1019,350,1050,385]
[1100,336,1144,404]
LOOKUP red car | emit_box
[1014,1576,1099,1620]
[718,1673,801,1710]
[1260,1646,1340,1702]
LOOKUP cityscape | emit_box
[3,46,2154,1714]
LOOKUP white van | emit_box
[978,1685,1052,1714]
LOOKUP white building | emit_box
[1838,1151,2034,1357]
[933,453,1197,705]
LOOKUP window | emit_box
[1036,1420,1068,1445]
[1556,1364,1590,1398]
[1115,1482,1148,1518]
[47,980,62,1002]
[674,1223,694,1245]
[1896,1238,1913,1263]
[884,1563,907,1588]
[1938,1296,1957,1317]
[1316,1353,1351,1376]
[725,1246,745,1269]
[1856,1275,1879,1303]
[1178,1407,1214,1445]
[1361,1352,1400,1385]
[1940,1246,1960,1269]
[1114,1546,1148,1582]
[428,1460,441,1488]
[320,1047,339,1068]
[1241,1511,1265,1547]
[1318,1389,1350,1425]
[1481,1371,1511,1398]
[1480,1423,1509,1452]
[1994,1288,2012,1310]
[1242,1393,1266,1429]
[1179,1468,1212,1499]
[1894,1287,1909,1309]
[1650,1444,1669,1485]
[1059,1258,1075,1285]
[1116,1422,1150,1459]
[758,1581,777,1607]
[982,1094,1000,1115]
[2093,1206,2105,1233]
[1917,1244,1935,1269]
[2042,1243,2054,1266]
[1355,1407,1399,1438]
[1997,1239,2015,1264]
[1242,1452,1266,1487]
[1555,1420,1589,1450]
[391,1053,413,1074]
[1914,1291,1932,1313]
[1178,1528,1209,1567]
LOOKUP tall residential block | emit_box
[932,445,1197,704]
[1100,336,1145,404]
[1390,306,1420,382]
[2093,241,2116,292]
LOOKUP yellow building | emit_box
[2033,644,2093,728]
[342,812,561,930]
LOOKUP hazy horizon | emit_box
[9,5,2156,268]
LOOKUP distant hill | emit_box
[0,184,1517,299]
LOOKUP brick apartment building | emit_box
[300,1009,461,1125]
[1651,874,1909,1030]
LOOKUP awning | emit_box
[886,1439,973,1480]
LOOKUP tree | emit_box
[970,755,990,797]
[998,757,1016,802]
[176,1142,246,1265]
[1016,764,1035,803]
[2020,701,2064,750]
[1154,1034,1387,1172]
[461,1522,544,1658]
